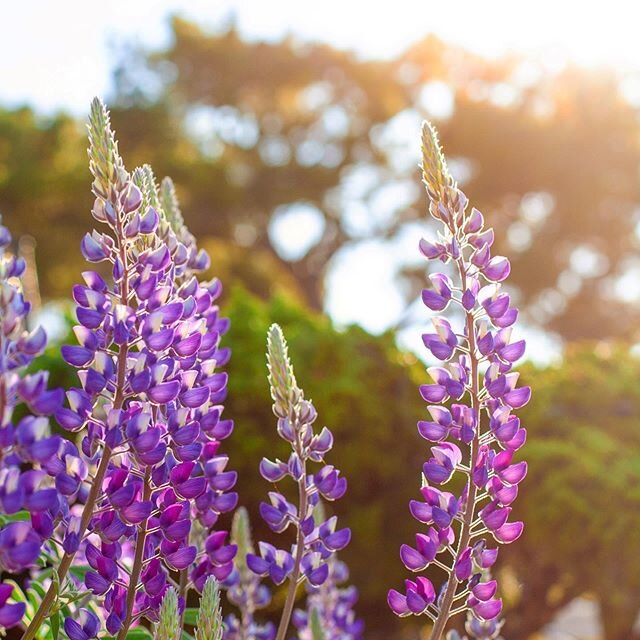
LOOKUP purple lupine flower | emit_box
[224,508,275,640]
[0,583,25,630]
[0,218,74,628]
[248,325,350,640]
[388,123,528,638]
[138,164,238,594]
[21,99,236,640]
[292,556,363,640]
[63,609,100,640]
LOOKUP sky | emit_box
[1,0,632,362]
[2,0,639,114]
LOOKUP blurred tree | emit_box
[109,18,640,341]
[0,106,89,297]
[2,20,640,340]
[505,343,640,640]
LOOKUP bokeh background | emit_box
[3,2,640,638]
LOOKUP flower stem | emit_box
[274,467,308,640]
[21,445,113,640]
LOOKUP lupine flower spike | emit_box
[22,98,236,640]
[388,122,528,639]
[196,576,224,640]
[0,217,70,629]
[248,325,350,640]
[225,507,274,640]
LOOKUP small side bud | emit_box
[155,587,181,640]
[266,324,302,420]
[195,576,223,640]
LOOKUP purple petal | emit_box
[387,589,410,617]
[0,602,25,628]
[180,386,210,409]
[148,381,180,404]
[400,545,427,572]
[494,521,524,544]
[166,545,197,570]
[473,598,503,620]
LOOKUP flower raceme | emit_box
[20,98,236,640]
[0,218,76,628]
[247,324,350,640]
[387,122,529,639]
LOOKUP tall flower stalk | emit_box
[247,325,350,640]
[21,98,236,639]
[387,123,529,639]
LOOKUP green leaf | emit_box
[68,565,92,581]
[4,580,27,603]
[125,628,154,639]
[50,611,61,640]
[0,510,31,525]
[29,580,47,600]
[182,608,199,626]
[309,607,326,640]
[182,632,195,640]
[102,628,154,640]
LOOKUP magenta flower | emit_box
[388,123,529,638]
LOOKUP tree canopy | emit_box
[3,18,640,341]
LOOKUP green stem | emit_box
[274,462,308,640]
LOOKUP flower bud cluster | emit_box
[388,123,529,637]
